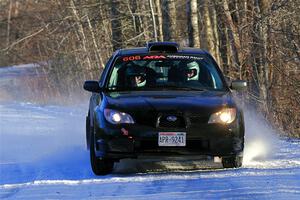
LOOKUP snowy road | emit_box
[0,102,300,199]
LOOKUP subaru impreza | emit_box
[84,42,247,175]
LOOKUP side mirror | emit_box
[83,81,102,93]
[230,80,247,91]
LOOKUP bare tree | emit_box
[203,0,216,58]
[162,0,178,41]
[110,0,123,50]
[149,0,158,41]
[221,0,242,78]
[155,0,164,41]
[70,0,94,78]
[187,0,200,47]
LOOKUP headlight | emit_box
[104,109,135,124]
[208,108,236,124]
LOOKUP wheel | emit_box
[86,114,90,149]
[90,134,114,175]
[222,154,243,168]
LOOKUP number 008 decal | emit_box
[122,56,141,62]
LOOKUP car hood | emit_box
[104,90,235,115]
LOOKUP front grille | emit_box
[134,111,157,127]
[189,116,208,124]
[157,115,186,128]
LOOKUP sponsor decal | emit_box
[166,55,204,60]
[122,55,203,62]
[142,55,166,60]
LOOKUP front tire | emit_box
[222,154,243,168]
[90,134,114,175]
[86,114,90,149]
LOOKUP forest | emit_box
[0,0,299,137]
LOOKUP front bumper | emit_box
[93,120,244,160]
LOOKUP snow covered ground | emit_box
[0,65,300,199]
[0,101,300,200]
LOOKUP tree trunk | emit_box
[222,0,242,78]
[214,1,229,73]
[7,0,13,46]
[110,0,123,50]
[187,0,200,47]
[211,1,221,64]
[203,0,216,58]
[162,0,177,41]
[251,0,271,114]
[99,2,114,60]
[155,0,164,41]
[149,0,158,41]
[70,0,93,78]
[127,0,138,35]
[138,1,151,42]
[86,15,104,69]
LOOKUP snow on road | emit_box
[0,101,300,200]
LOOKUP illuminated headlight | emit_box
[104,109,135,124]
[208,108,236,124]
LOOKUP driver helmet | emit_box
[125,65,146,87]
[185,61,200,81]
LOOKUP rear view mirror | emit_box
[231,80,247,91]
[155,61,172,67]
[83,81,102,93]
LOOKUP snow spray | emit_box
[243,107,280,165]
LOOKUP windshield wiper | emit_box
[107,86,148,92]
[147,85,206,91]
[107,85,207,92]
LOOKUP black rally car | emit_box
[84,42,247,175]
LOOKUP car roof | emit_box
[115,42,210,56]
[117,47,208,55]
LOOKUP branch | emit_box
[124,32,146,42]
[2,25,48,52]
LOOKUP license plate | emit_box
[158,132,186,147]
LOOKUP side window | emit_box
[200,60,223,89]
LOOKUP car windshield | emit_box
[107,54,225,91]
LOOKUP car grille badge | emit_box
[166,116,177,122]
